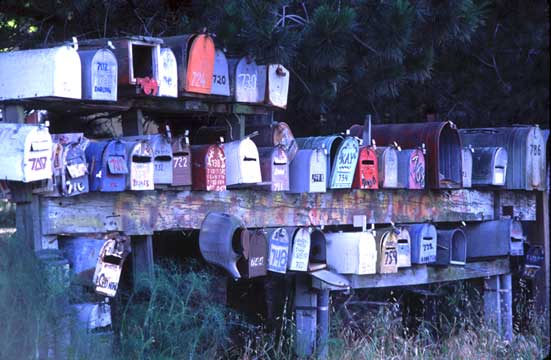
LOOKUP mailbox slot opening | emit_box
[309,230,326,265]
[132,155,152,163]
[103,255,122,265]
[243,156,257,161]
[450,230,467,265]
[397,239,409,244]
[155,155,172,161]
[274,160,287,166]
[174,151,189,157]
[439,126,462,185]
[362,159,375,165]
[131,44,154,79]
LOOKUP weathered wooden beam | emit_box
[131,235,154,288]
[295,274,317,358]
[499,190,537,220]
[534,190,550,334]
[40,189,537,236]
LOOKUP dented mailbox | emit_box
[296,135,343,187]
[462,146,473,188]
[157,48,178,97]
[396,227,412,268]
[60,142,89,196]
[375,229,399,274]
[86,139,128,192]
[326,231,377,275]
[464,219,515,259]
[460,126,546,190]
[237,230,268,278]
[92,235,129,297]
[267,227,291,273]
[125,140,154,191]
[0,123,53,182]
[352,146,379,189]
[435,229,467,266]
[171,133,192,186]
[258,146,290,191]
[471,147,508,186]
[211,49,230,96]
[406,223,437,264]
[191,144,226,191]
[0,45,81,100]
[224,137,262,187]
[375,146,399,188]
[397,148,425,189]
[289,149,327,193]
[78,48,118,101]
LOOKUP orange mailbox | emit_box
[352,146,379,189]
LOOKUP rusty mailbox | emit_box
[396,227,412,268]
[124,140,154,191]
[471,147,508,186]
[397,147,425,189]
[464,219,521,259]
[258,146,289,191]
[224,136,262,187]
[325,231,377,275]
[237,229,268,278]
[289,148,327,193]
[78,48,118,101]
[0,123,53,183]
[0,45,81,100]
[352,146,379,189]
[60,142,89,196]
[86,139,128,192]
[211,49,230,96]
[434,228,467,266]
[296,135,343,187]
[375,229,399,274]
[460,126,546,190]
[375,146,399,188]
[351,121,463,188]
[163,34,216,94]
[267,227,291,273]
[462,146,474,188]
[406,223,437,264]
[191,143,226,191]
[171,132,192,186]
[263,64,290,108]
[92,235,130,297]
[157,48,178,97]
[248,121,299,162]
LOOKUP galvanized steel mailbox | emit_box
[234,56,262,103]
[0,45,81,100]
[78,48,118,101]
[289,149,327,193]
[462,146,473,188]
[406,223,437,264]
[258,146,290,191]
[296,135,343,187]
[0,123,53,182]
[86,139,128,192]
[464,219,520,259]
[171,132,192,186]
[352,146,379,189]
[60,142,89,196]
[326,231,377,275]
[211,49,230,96]
[376,229,399,274]
[288,228,311,272]
[396,227,412,268]
[191,144,226,191]
[267,227,291,273]
[397,148,425,189]
[157,48,178,97]
[460,126,546,190]
[125,140,154,191]
[248,121,299,162]
[471,147,508,186]
[237,230,268,278]
[92,235,130,297]
[435,229,467,266]
[263,64,290,108]
[224,137,262,187]
[375,146,399,188]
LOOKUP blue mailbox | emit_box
[85,139,128,192]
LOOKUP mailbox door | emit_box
[79,48,118,101]
[360,231,378,275]
[21,127,53,183]
[408,149,425,189]
[352,147,378,189]
[396,227,412,268]
[526,126,545,190]
[185,34,215,94]
[267,228,290,273]
[259,147,289,191]
[493,147,508,186]
[150,135,173,185]
[235,57,260,103]
[61,143,89,196]
[191,145,226,191]
[92,237,129,297]
[127,141,154,190]
[462,147,473,188]
[309,149,327,193]
[211,49,230,96]
[330,137,359,189]
[377,231,398,274]
[171,135,192,186]
[450,229,467,265]
[124,39,161,92]
[237,230,267,278]
[103,140,128,192]
[376,147,398,188]
[158,48,178,97]
[296,136,343,187]
[407,223,437,264]
[266,64,290,108]
[326,232,358,274]
[225,138,261,186]
[288,228,311,272]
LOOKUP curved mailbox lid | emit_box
[330,136,359,189]
[78,48,118,101]
[396,227,412,268]
[199,212,246,279]
[471,147,508,186]
[296,135,343,187]
[406,223,437,264]
[60,142,89,196]
[249,121,299,162]
[462,146,473,188]
[375,146,398,188]
[397,148,425,189]
[352,146,379,189]
[92,235,130,297]
[375,229,399,274]
[125,140,154,191]
[267,227,291,273]
[435,228,467,266]
[265,64,290,108]
[191,144,226,191]
[185,34,215,94]
[289,149,327,193]
[258,146,289,191]
[171,133,192,186]
[224,137,262,187]
[234,56,261,103]
[325,231,377,275]
[211,49,230,96]
[288,227,311,272]
[157,48,178,97]
[464,219,512,259]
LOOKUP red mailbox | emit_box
[352,146,379,189]
[191,144,226,191]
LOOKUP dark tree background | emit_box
[1,0,548,135]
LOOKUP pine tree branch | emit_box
[352,33,378,54]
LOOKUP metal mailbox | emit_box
[510,219,525,256]
[233,56,262,103]
[289,149,327,193]
[0,123,53,182]
[264,64,290,108]
[464,219,520,259]
[171,132,192,186]
[471,147,508,186]
[85,139,128,192]
[248,121,299,162]
[351,121,463,188]
[435,229,467,266]
[237,230,268,278]
[375,146,399,188]
[309,229,327,270]
[459,126,546,190]
[267,227,291,273]
[211,49,230,96]
[163,34,216,94]
[191,144,226,191]
[60,142,89,196]
[258,146,289,191]
[329,136,360,189]
[352,146,379,189]
[78,48,118,101]
[224,137,262,187]
[199,212,247,279]
[59,236,104,286]
[397,148,425,189]
[288,228,311,272]
[325,231,377,275]
[0,45,81,100]
[406,223,437,264]
[157,48,178,97]
[92,235,130,297]
[396,227,412,268]
[296,135,343,187]
[125,140,154,191]
[462,146,473,188]
[127,134,173,185]
[375,229,399,274]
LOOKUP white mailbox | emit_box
[0,123,53,182]
[234,56,261,103]
[462,146,473,188]
[78,48,118,101]
[224,137,262,187]
[125,140,154,191]
[396,227,412,268]
[0,45,81,100]
[211,49,230,96]
[157,48,178,97]
[375,146,399,188]
[326,231,377,275]
[288,228,311,272]
[127,134,173,185]
[256,64,290,108]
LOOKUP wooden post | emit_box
[316,289,330,359]
[484,275,502,334]
[122,108,145,136]
[534,191,550,330]
[295,274,317,358]
[499,273,513,341]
